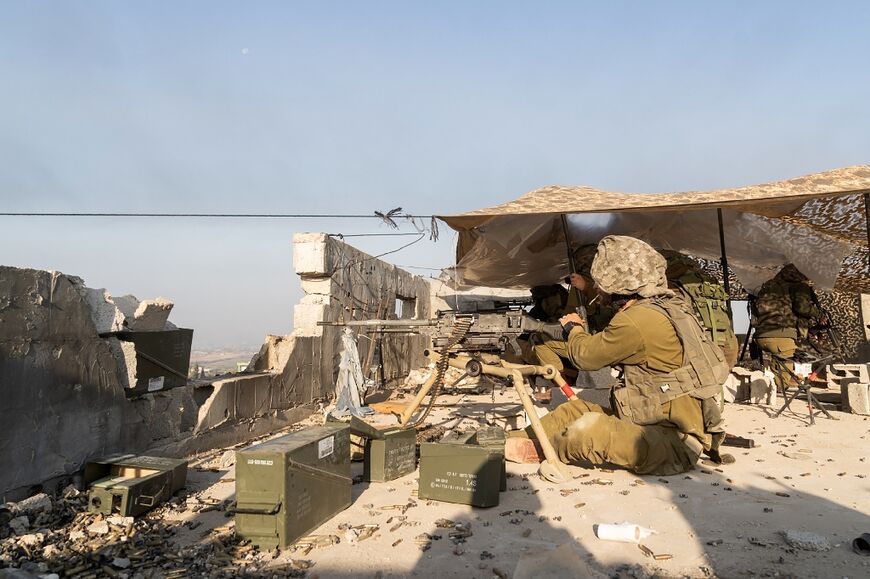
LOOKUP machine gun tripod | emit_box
[320,311,577,483]
[770,352,838,426]
[399,351,574,483]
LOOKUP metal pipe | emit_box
[507,369,570,483]
[318,319,437,327]
[560,214,588,324]
[717,208,733,318]
[864,193,870,268]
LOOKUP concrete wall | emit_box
[0,235,441,498]
[289,232,432,387]
[0,268,129,498]
[0,267,313,500]
[0,233,430,500]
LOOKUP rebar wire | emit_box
[327,232,424,238]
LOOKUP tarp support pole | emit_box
[865,193,870,268]
[717,208,733,317]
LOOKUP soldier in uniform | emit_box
[529,249,614,373]
[528,284,569,322]
[505,284,570,366]
[753,263,823,371]
[661,250,739,368]
[507,236,732,475]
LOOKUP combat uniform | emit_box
[530,281,614,371]
[753,264,822,388]
[511,236,729,476]
[663,251,739,368]
[530,243,616,371]
[528,284,569,322]
[504,285,571,365]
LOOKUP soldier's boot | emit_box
[703,432,735,465]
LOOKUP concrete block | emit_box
[293,232,331,276]
[723,368,774,405]
[826,364,870,389]
[129,298,173,331]
[293,303,333,336]
[749,373,776,405]
[842,381,870,415]
[84,288,126,334]
[575,387,612,409]
[300,277,335,297]
[722,374,739,403]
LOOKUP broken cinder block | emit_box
[842,381,870,415]
[826,363,870,390]
[724,368,775,405]
[293,232,332,276]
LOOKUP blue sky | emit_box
[2,1,868,347]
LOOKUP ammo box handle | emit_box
[137,495,157,507]
[233,502,282,516]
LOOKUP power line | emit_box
[328,232,424,238]
[0,212,436,219]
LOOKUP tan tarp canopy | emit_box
[437,165,870,294]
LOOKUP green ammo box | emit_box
[328,416,417,482]
[84,455,188,517]
[418,428,506,508]
[235,424,351,549]
[363,428,417,482]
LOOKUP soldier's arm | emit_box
[791,284,821,321]
[563,311,644,371]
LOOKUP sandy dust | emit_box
[173,388,869,579]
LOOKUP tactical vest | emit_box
[612,297,730,426]
[673,272,733,347]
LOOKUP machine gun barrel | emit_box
[317,319,438,328]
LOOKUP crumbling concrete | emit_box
[0,267,129,499]
[826,363,870,389]
[0,267,251,500]
[288,233,432,387]
[84,289,176,335]
[841,380,870,415]
[2,231,620,501]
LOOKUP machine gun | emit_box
[319,309,576,483]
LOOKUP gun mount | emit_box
[319,309,576,483]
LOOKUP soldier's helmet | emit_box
[530,284,566,301]
[659,249,702,279]
[591,236,673,298]
[572,244,598,277]
[776,263,809,283]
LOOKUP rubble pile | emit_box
[0,489,311,578]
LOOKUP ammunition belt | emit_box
[405,317,473,429]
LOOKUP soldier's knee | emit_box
[566,412,605,436]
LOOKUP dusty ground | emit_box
[3,386,868,578]
[175,387,870,579]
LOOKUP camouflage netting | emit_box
[438,166,870,294]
